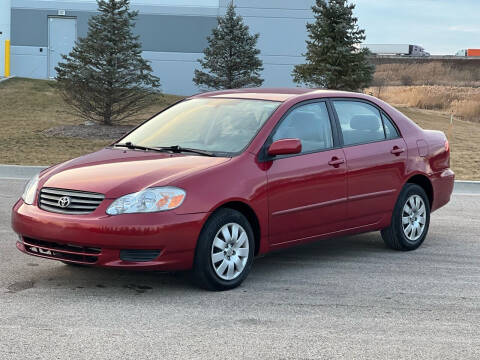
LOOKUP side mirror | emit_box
[267,138,302,157]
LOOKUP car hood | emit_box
[41,148,231,198]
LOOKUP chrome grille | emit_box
[39,188,105,214]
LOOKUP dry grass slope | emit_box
[366,85,480,123]
[374,62,480,87]
[0,78,478,179]
[0,78,183,165]
[397,107,480,180]
[371,61,480,122]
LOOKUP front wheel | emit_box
[192,208,255,291]
[381,183,431,251]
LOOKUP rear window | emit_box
[382,113,400,139]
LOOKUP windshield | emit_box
[117,98,281,155]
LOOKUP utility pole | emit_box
[0,0,11,77]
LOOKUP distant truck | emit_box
[455,49,480,57]
[360,44,430,57]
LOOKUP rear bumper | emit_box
[12,200,208,270]
[430,168,455,212]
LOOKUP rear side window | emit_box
[382,113,400,139]
[272,102,333,154]
[333,101,385,146]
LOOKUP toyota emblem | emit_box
[58,196,71,208]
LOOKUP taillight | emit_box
[445,139,450,152]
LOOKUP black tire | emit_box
[192,208,255,291]
[381,183,430,251]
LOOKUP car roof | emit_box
[191,88,367,102]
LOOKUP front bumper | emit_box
[12,199,208,270]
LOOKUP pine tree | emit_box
[193,3,263,90]
[55,0,160,125]
[293,0,374,91]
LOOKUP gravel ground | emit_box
[0,178,479,359]
[42,124,134,140]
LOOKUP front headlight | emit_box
[106,187,186,215]
[22,174,40,205]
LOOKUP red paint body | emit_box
[12,89,454,269]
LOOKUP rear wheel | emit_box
[381,183,430,251]
[192,208,254,291]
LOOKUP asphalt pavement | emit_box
[1,177,479,359]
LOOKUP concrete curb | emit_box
[0,164,47,180]
[0,76,15,83]
[453,180,480,194]
[1,165,479,193]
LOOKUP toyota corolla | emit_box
[12,88,454,290]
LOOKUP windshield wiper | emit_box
[114,142,216,157]
[157,145,216,157]
[114,142,165,153]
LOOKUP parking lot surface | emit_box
[1,178,479,359]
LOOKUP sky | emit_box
[353,0,480,55]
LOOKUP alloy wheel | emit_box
[211,223,249,281]
[402,194,427,242]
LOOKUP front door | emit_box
[266,101,347,246]
[48,17,76,78]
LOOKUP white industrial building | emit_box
[0,0,316,95]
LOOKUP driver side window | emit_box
[272,102,334,154]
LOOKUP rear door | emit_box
[266,101,347,246]
[331,99,407,227]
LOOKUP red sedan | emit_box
[12,88,454,290]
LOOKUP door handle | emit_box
[391,146,405,155]
[328,157,345,167]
